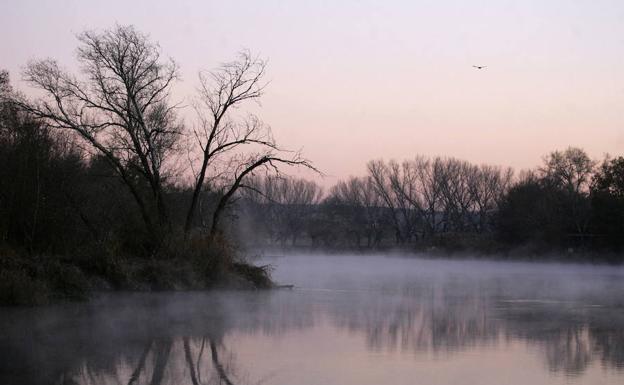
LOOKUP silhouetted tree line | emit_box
[240,149,624,260]
[1,25,623,271]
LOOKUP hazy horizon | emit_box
[2,0,624,184]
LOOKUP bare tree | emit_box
[540,147,595,195]
[540,147,596,236]
[185,51,315,239]
[239,174,282,244]
[436,158,474,232]
[241,175,322,246]
[19,25,181,239]
[414,157,444,238]
[328,177,365,246]
[467,165,513,232]
[368,159,404,244]
[368,159,425,244]
[365,156,515,245]
[273,177,323,246]
[330,176,385,247]
[387,160,424,242]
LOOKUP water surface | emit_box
[2,255,624,385]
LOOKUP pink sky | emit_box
[2,0,624,184]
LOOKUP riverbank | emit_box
[0,249,272,306]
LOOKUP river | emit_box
[2,255,624,385]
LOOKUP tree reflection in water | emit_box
[52,336,250,385]
[2,260,624,385]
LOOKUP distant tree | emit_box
[437,158,474,233]
[277,177,323,246]
[540,147,595,194]
[327,179,360,246]
[241,175,322,246]
[467,165,513,233]
[367,159,421,244]
[367,161,397,243]
[413,157,444,238]
[366,156,514,247]
[387,160,424,241]
[540,147,595,238]
[591,156,624,251]
[497,162,592,251]
[497,172,564,246]
[238,175,281,243]
[331,176,387,247]
[593,156,624,198]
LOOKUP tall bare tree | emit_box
[19,25,181,239]
[185,51,314,239]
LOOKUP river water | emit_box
[2,255,624,385]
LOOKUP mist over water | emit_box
[2,255,624,385]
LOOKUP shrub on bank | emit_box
[0,236,275,306]
[0,253,90,305]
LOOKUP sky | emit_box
[2,0,624,184]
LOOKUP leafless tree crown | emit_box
[185,51,316,237]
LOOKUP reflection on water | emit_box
[1,256,624,385]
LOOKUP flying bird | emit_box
[473,65,487,69]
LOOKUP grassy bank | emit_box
[0,244,272,306]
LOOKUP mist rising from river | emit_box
[2,255,624,385]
